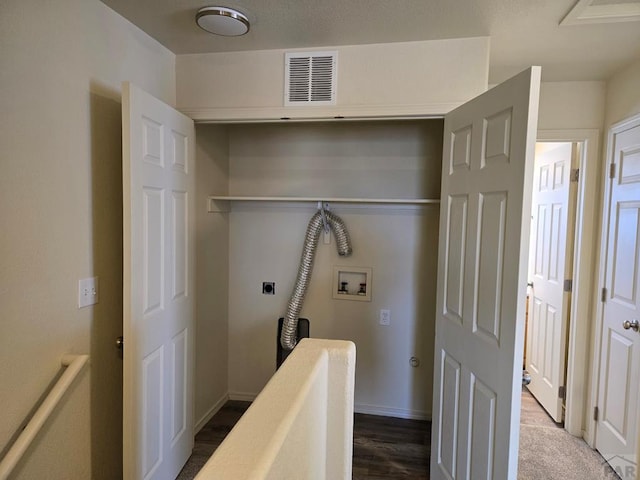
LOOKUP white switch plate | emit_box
[380,309,391,326]
[78,277,99,308]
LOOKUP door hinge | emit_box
[594,406,599,422]
[558,386,566,400]
[564,279,573,293]
[601,287,607,303]
[609,163,616,179]
[571,168,580,182]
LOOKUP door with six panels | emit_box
[122,82,196,480]
[431,67,541,480]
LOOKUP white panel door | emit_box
[596,116,640,479]
[526,143,573,422]
[431,67,540,480]
[122,82,195,480]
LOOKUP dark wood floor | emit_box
[177,400,431,479]
[353,412,430,479]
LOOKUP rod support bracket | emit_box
[318,201,330,233]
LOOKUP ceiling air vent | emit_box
[284,51,337,106]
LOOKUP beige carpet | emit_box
[518,388,619,480]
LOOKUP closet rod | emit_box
[207,195,440,213]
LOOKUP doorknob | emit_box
[116,336,124,350]
[622,319,639,332]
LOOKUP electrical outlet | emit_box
[78,277,99,308]
[380,309,390,326]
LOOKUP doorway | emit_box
[524,140,579,423]
[525,129,601,438]
[525,130,600,439]
[519,131,602,475]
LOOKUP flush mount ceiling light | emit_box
[196,6,250,36]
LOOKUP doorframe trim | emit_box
[537,129,600,440]
[590,113,640,454]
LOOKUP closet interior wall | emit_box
[196,119,444,420]
[195,125,230,425]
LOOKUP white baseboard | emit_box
[195,393,229,433]
[355,402,431,421]
[228,391,258,402]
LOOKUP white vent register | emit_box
[284,51,337,106]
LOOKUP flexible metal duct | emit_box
[280,209,352,350]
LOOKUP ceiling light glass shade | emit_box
[196,6,250,36]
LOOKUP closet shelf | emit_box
[207,195,440,213]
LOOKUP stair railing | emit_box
[0,354,89,480]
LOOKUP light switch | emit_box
[380,309,391,326]
[78,277,99,308]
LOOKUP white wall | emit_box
[176,37,490,120]
[604,57,640,128]
[538,81,606,130]
[194,125,231,428]
[222,121,443,418]
[0,1,175,478]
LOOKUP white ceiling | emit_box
[101,0,640,83]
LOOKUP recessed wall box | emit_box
[332,266,372,302]
[262,282,275,295]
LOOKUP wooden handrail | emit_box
[0,354,89,480]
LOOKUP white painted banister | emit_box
[195,339,356,480]
[0,354,89,480]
